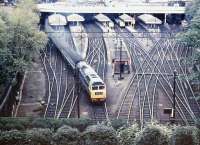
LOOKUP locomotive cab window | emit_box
[99,86,105,89]
[92,86,98,90]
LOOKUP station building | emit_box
[112,50,130,74]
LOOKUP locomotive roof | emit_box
[81,64,104,84]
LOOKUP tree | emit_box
[177,0,200,89]
[0,0,47,91]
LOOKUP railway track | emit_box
[115,26,160,126]
[115,25,200,126]
[40,31,77,118]
[84,23,109,123]
[144,26,200,124]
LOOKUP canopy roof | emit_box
[67,14,85,22]
[138,14,162,24]
[95,13,111,22]
[48,14,67,26]
[119,14,135,23]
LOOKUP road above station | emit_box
[37,2,186,14]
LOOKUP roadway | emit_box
[37,3,186,14]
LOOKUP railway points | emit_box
[114,22,200,125]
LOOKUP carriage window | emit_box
[92,86,98,90]
[99,86,105,89]
[86,76,90,84]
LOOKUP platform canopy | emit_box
[95,13,111,22]
[119,14,135,23]
[67,14,85,22]
[48,14,67,26]
[138,14,162,24]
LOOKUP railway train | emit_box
[45,15,106,102]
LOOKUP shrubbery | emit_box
[170,126,199,145]
[195,119,200,129]
[0,117,32,131]
[31,117,92,131]
[134,124,170,145]
[118,123,139,145]
[61,117,93,132]
[0,130,31,145]
[80,124,120,145]
[109,119,128,130]
[1,118,200,145]
[0,117,92,131]
[27,128,53,145]
[53,125,80,145]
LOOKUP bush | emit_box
[31,118,51,129]
[30,118,61,130]
[80,124,119,145]
[0,130,31,145]
[110,119,128,130]
[134,124,170,145]
[0,117,32,131]
[27,128,53,145]
[195,119,200,129]
[53,125,80,145]
[0,117,92,131]
[44,118,63,131]
[170,126,198,145]
[195,119,200,145]
[62,117,93,132]
[118,123,139,145]
[196,129,200,145]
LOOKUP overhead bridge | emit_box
[37,3,186,14]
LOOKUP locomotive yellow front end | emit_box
[89,83,106,102]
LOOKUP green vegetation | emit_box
[80,124,119,145]
[170,126,199,145]
[0,118,200,145]
[134,124,170,145]
[0,117,93,131]
[177,0,200,84]
[53,125,80,145]
[0,0,47,95]
[117,123,139,145]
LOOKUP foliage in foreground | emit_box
[0,118,200,145]
[170,126,199,145]
[117,123,140,145]
[80,124,119,145]
[134,124,170,145]
[53,125,80,145]
[0,117,93,131]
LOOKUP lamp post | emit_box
[172,70,177,123]
[118,39,124,80]
[75,66,80,118]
